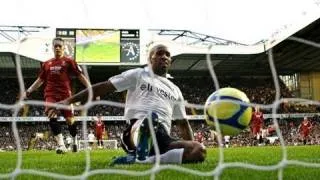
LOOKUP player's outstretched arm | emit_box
[24,78,44,98]
[65,80,116,105]
[176,119,194,141]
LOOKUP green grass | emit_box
[0,146,320,180]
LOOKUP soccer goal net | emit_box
[1,1,320,180]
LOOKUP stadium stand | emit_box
[0,18,320,152]
[0,74,319,151]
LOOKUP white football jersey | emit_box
[88,133,95,142]
[109,67,187,133]
[224,135,230,143]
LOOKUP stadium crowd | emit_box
[0,76,319,151]
[0,76,318,117]
[0,116,320,151]
[0,117,320,151]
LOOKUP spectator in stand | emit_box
[4,74,320,116]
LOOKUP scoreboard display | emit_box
[56,28,140,65]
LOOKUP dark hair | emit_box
[52,37,64,45]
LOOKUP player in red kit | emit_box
[298,117,312,145]
[250,106,264,140]
[94,114,105,148]
[195,131,204,144]
[24,38,90,154]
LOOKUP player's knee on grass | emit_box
[182,141,206,163]
[130,119,144,148]
[49,118,61,136]
[120,120,137,153]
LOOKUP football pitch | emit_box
[76,42,120,63]
[0,146,320,180]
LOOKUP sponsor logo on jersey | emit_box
[140,83,176,101]
[50,66,62,74]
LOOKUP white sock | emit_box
[55,134,65,147]
[137,148,184,164]
[73,136,78,145]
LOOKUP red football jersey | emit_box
[95,120,105,134]
[195,132,204,143]
[38,57,82,98]
[251,111,263,127]
[299,120,312,134]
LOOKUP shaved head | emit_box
[148,44,167,61]
[148,44,171,76]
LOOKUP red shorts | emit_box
[251,126,261,136]
[96,132,104,140]
[45,96,72,119]
[300,130,310,138]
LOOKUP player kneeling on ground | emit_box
[55,44,206,164]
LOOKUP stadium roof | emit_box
[1,17,320,77]
[1,0,320,44]
[170,17,320,76]
[0,18,320,77]
[0,0,320,77]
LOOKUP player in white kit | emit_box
[54,44,206,164]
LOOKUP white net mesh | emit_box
[1,1,320,179]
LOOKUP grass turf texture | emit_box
[0,146,320,180]
[76,42,120,63]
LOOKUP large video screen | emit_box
[76,29,120,63]
[56,28,140,65]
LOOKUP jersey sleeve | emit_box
[172,88,188,120]
[38,62,47,80]
[68,58,82,76]
[109,68,140,92]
